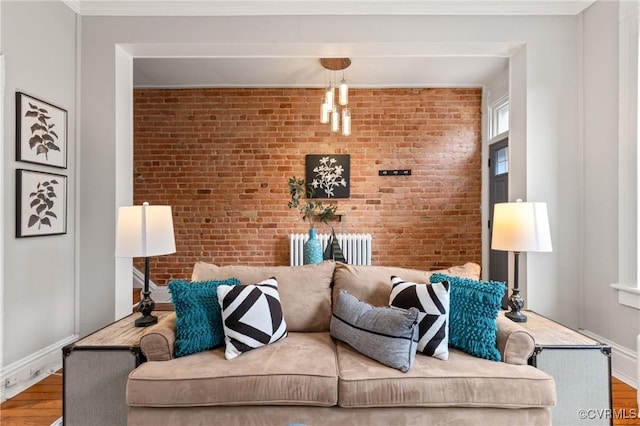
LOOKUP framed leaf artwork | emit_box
[305,154,350,199]
[16,92,68,169]
[16,169,67,238]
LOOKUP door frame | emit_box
[488,137,509,307]
[482,131,509,280]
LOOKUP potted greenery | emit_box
[288,176,337,264]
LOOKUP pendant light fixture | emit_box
[341,108,351,136]
[339,78,348,106]
[320,58,352,136]
[331,108,340,132]
[320,101,331,124]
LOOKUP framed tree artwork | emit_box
[305,154,350,199]
[16,92,67,169]
[16,169,67,238]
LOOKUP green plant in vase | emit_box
[288,176,337,264]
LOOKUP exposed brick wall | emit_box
[133,88,482,285]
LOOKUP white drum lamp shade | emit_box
[492,201,552,253]
[491,199,552,322]
[115,202,176,327]
[115,203,176,258]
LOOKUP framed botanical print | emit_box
[305,154,350,199]
[16,92,67,169]
[16,169,67,237]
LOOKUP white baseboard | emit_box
[0,334,78,402]
[580,329,638,389]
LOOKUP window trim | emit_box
[611,1,640,309]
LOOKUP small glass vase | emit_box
[303,228,323,265]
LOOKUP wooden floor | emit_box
[0,370,62,426]
[615,378,640,425]
[0,372,637,425]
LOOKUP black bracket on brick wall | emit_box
[379,169,411,176]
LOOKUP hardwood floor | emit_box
[614,378,640,425]
[0,372,637,425]
[0,370,62,426]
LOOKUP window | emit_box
[495,146,508,175]
[489,96,509,139]
[496,103,509,135]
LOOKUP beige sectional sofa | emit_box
[127,261,556,425]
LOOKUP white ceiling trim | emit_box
[119,41,520,58]
[75,0,596,17]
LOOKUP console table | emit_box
[507,310,612,426]
[62,310,173,426]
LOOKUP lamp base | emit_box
[135,288,157,327]
[505,309,527,323]
[506,286,527,323]
[135,314,158,327]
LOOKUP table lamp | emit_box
[115,202,176,327]
[491,199,552,322]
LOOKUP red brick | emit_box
[134,88,482,283]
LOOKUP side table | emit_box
[506,310,612,426]
[62,311,172,426]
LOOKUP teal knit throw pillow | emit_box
[429,273,505,361]
[169,278,240,358]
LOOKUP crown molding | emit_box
[74,1,596,17]
[62,0,82,14]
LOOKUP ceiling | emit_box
[133,56,510,89]
[68,0,595,89]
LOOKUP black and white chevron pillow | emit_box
[389,276,450,360]
[217,277,288,360]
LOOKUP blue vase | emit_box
[303,228,323,265]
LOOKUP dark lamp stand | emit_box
[135,256,157,327]
[505,251,527,323]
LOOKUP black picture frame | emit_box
[16,169,67,238]
[16,91,68,169]
[305,154,350,199]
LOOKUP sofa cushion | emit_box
[330,290,419,372]
[430,273,505,361]
[218,277,288,360]
[336,342,556,409]
[192,261,334,332]
[332,262,480,308]
[127,332,338,407]
[389,276,450,360]
[168,278,240,358]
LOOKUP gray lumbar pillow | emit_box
[330,289,420,372]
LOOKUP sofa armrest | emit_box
[496,314,535,365]
[140,312,177,361]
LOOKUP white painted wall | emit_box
[582,0,639,385]
[525,36,582,324]
[1,0,77,398]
